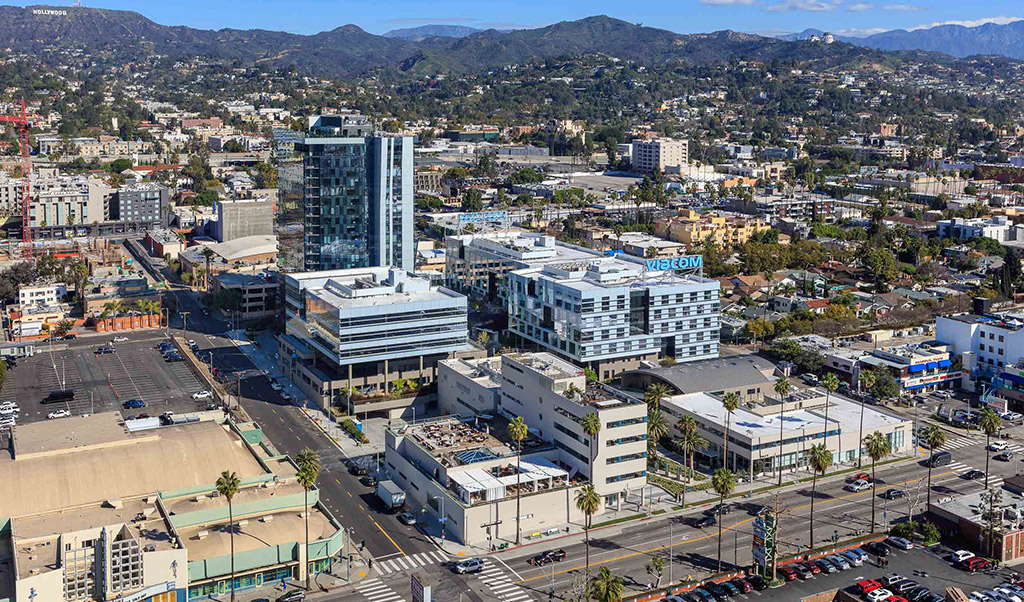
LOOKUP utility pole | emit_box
[180,311,190,341]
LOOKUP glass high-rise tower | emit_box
[299,114,413,272]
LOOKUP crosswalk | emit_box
[356,578,403,602]
[477,560,534,602]
[940,435,981,451]
[373,550,449,576]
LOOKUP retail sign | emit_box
[752,514,777,577]
[644,255,704,272]
[459,210,507,223]
[411,573,431,602]
[115,582,175,602]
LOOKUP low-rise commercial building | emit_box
[929,489,1024,564]
[211,272,279,322]
[279,267,476,414]
[178,235,279,282]
[859,341,958,395]
[618,355,777,403]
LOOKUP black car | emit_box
[704,503,733,516]
[349,464,368,476]
[529,549,567,565]
[746,575,769,591]
[701,581,731,601]
[360,474,377,487]
[276,592,305,602]
[881,488,906,500]
[908,587,932,602]
[693,515,717,528]
[865,541,891,557]
[964,469,985,480]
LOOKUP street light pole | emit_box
[180,311,190,341]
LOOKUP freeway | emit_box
[164,288,438,563]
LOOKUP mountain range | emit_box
[780,20,1024,60]
[0,5,1013,81]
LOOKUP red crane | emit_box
[0,99,32,259]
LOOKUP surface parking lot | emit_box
[750,542,1018,602]
[1,334,211,423]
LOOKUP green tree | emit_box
[461,188,484,212]
[201,246,216,292]
[711,467,737,572]
[864,431,891,532]
[644,382,671,412]
[871,372,899,403]
[646,556,665,589]
[808,443,833,550]
[857,370,878,468]
[590,566,625,602]
[773,376,791,487]
[677,416,709,507]
[979,408,1002,491]
[215,470,241,602]
[647,409,670,472]
[582,412,602,487]
[507,416,529,545]
[923,426,947,509]
[575,484,601,579]
[296,449,322,591]
[720,392,740,470]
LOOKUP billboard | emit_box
[752,514,777,578]
[459,210,507,223]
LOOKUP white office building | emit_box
[507,257,720,378]
[936,216,1014,243]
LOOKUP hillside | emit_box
[857,20,1024,60]
[383,24,483,41]
[0,7,932,78]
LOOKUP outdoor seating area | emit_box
[411,419,498,455]
[447,458,570,505]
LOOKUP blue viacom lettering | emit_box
[645,255,704,271]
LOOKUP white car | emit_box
[270,383,283,391]
[952,550,975,563]
[1006,412,1024,422]
[112,336,129,343]
[995,587,1023,602]
[191,391,213,400]
[846,479,871,492]
[866,589,894,602]
[990,441,1010,452]
[47,409,71,419]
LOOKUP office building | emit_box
[215,198,274,242]
[858,342,958,395]
[936,216,1014,243]
[630,138,688,174]
[112,183,169,230]
[211,272,280,321]
[1,413,346,602]
[299,114,414,272]
[279,267,474,414]
[661,387,912,477]
[507,256,721,379]
[439,352,648,505]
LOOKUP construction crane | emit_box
[0,99,33,259]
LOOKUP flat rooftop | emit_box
[180,505,334,560]
[942,312,1024,331]
[621,355,776,395]
[1,417,266,518]
[406,418,513,464]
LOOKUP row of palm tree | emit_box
[98,298,161,320]
[213,448,323,601]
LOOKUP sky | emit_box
[10,0,1024,38]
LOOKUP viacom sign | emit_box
[644,255,704,271]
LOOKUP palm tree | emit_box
[216,470,241,602]
[647,409,670,474]
[720,392,740,471]
[507,416,528,545]
[582,412,602,486]
[575,484,601,578]
[296,448,321,591]
[864,431,892,532]
[201,246,216,292]
[590,566,625,602]
[822,372,839,452]
[979,408,1002,491]
[807,443,833,550]
[857,370,877,468]
[677,416,709,507]
[773,376,791,487]
[645,382,671,412]
[923,425,946,509]
[711,467,737,572]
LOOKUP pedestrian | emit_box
[368,558,373,570]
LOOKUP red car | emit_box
[803,561,821,574]
[778,566,798,581]
[886,597,909,602]
[858,580,883,594]
[730,578,752,594]
[850,472,871,482]
[961,557,989,572]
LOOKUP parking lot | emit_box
[742,542,1019,602]
[0,334,211,423]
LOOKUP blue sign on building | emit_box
[459,211,507,223]
[644,255,704,271]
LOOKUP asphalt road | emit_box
[165,288,438,563]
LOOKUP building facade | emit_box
[113,183,169,229]
[215,198,274,242]
[631,138,688,173]
[299,114,413,272]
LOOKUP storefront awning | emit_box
[938,359,952,368]
[926,361,938,370]
[908,365,925,373]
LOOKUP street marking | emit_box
[371,518,407,557]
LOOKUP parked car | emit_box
[359,474,377,487]
[866,541,892,557]
[122,399,146,409]
[952,550,976,563]
[841,550,864,566]
[397,512,417,525]
[867,590,895,602]
[729,578,752,594]
[701,581,731,601]
[827,554,850,570]
[349,464,368,476]
[719,582,740,596]
[276,592,305,602]
[801,560,821,574]
[962,557,989,572]
[859,580,884,594]
[908,587,933,602]
[895,580,919,594]
[745,575,768,591]
[792,563,812,579]
[814,558,836,574]
[888,536,914,550]
[694,515,717,529]
[453,558,485,574]
[846,547,869,564]
[884,573,906,586]
[192,390,213,400]
[47,409,70,419]
[690,589,715,602]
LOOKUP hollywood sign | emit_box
[32,9,68,16]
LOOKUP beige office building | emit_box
[631,138,688,173]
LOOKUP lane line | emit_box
[372,518,407,557]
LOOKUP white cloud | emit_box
[766,0,841,12]
[833,26,891,36]
[881,3,923,10]
[907,16,1022,30]
[699,0,759,4]
[847,3,874,11]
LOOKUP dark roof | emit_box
[621,355,777,395]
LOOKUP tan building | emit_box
[655,210,770,250]
[631,138,688,173]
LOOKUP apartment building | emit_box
[507,256,721,379]
[655,211,771,251]
[936,216,1014,243]
[279,267,475,414]
[937,309,1024,383]
[439,352,648,506]
[112,183,168,229]
[630,138,688,174]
